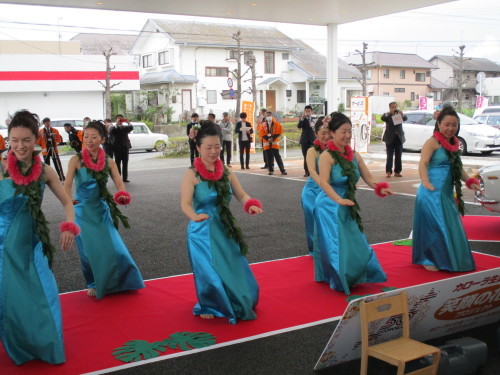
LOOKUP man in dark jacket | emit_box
[110,114,133,182]
[381,102,407,177]
[297,105,316,177]
[186,113,199,166]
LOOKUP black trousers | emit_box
[189,139,198,166]
[261,141,267,167]
[301,143,313,174]
[114,147,130,181]
[220,140,232,165]
[103,143,114,158]
[44,149,65,181]
[239,140,251,168]
[265,148,285,172]
[385,137,403,174]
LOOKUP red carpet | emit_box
[1,243,500,374]
[462,215,500,241]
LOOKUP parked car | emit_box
[128,122,168,152]
[474,112,500,129]
[473,105,500,118]
[48,118,85,145]
[475,164,500,213]
[401,110,500,155]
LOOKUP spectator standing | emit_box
[83,117,91,128]
[297,105,316,177]
[207,113,216,122]
[381,102,407,177]
[37,117,65,181]
[258,111,287,175]
[63,123,83,153]
[103,118,114,158]
[257,108,268,169]
[110,114,133,182]
[187,113,200,166]
[218,112,233,167]
[235,112,254,169]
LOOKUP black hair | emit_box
[9,110,40,137]
[434,106,460,136]
[104,118,111,122]
[314,116,326,133]
[195,120,222,147]
[389,102,397,107]
[85,120,106,138]
[305,105,313,110]
[327,112,351,132]
[260,108,267,113]
[207,113,216,119]
[115,114,123,120]
[240,112,247,119]
[42,117,50,124]
[63,123,72,127]
[191,112,199,118]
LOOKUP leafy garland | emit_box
[326,141,363,232]
[6,151,57,267]
[192,159,249,256]
[78,153,130,229]
[313,139,326,152]
[433,132,465,216]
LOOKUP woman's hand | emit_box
[423,182,435,191]
[59,231,75,251]
[379,188,395,196]
[469,183,480,192]
[192,213,209,222]
[248,205,263,215]
[337,198,355,206]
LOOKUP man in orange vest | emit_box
[258,111,287,176]
[37,117,65,181]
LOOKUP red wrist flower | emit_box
[60,222,80,236]
[244,198,262,214]
[374,182,390,198]
[465,177,479,189]
[114,191,131,205]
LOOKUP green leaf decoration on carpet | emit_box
[113,332,216,363]
[381,287,398,292]
[393,239,412,246]
[112,340,166,363]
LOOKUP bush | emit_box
[161,137,190,158]
[370,127,384,143]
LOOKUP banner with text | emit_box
[350,96,372,153]
[242,101,256,153]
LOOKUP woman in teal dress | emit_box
[413,107,479,272]
[300,117,330,281]
[0,110,77,365]
[65,121,144,298]
[314,113,392,295]
[180,121,263,324]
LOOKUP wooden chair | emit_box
[359,291,441,375]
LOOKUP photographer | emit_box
[63,123,83,153]
[110,114,133,182]
[381,102,407,178]
[297,105,316,177]
[37,117,65,181]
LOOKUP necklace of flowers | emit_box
[192,157,249,256]
[313,139,327,152]
[326,141,363,232]
[7,150,57,266]
[78,150,130,229]
[433,131,465,215]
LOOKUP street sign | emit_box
[477,72,486,83]
[227,78,233,88]
[229,89,235,98]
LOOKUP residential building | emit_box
[429,55,500,108]
[344,51,438,107]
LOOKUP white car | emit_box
[49,118,85,145]
[128,122,168,152]
[475,164,500,213]
[402,110,500,155]
[474,112,500,129]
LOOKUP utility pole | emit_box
[98,47,121,119]
[453,45,469,112]
[244,51,260,122]
[350,42,369,97]
[232,31,243,116]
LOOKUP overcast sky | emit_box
[0,0,498,62]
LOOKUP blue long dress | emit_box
[301,153,324,282]
[314,158,387,294]
[74,165,144,299]
[412,147,475,272]
[0,169,65,365]
[187,178,259,324]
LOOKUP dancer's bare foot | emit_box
[424,265,439,272]
[87,288,97,297]
[200,314,214,320]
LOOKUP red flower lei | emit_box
[326,140,354,162]
[433,131,459,152]
[7,150,43,185]
[82,148,106,172]
[313,139,326,150]
[193,157,224,181]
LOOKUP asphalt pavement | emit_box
[40,147,500,375]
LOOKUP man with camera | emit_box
[110,114,133,182]
[381,102,407,178]
[37,117,65,181]
[63,123,83,153]
[297,104,316,177]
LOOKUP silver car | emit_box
[475,164,500,213]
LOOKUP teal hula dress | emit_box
[412,147,475,272]
[314,159,387,294]
[187,177,259,324]
[74,164,144,299]
[0,166,65,365]
[301,154,321,254]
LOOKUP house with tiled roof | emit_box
[71,33,137,55]
[344,51,439,107]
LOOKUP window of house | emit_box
[314,84,320,90]
[433,91,442,101]
[244,51,252,65]
[206,67,229,77]
[142,54,153,68]
[286,90,292,97]
[282,53,289,60]
[383,69,390,78]
[158,51,170,65]
[395,88,405,93]
[229,50,238,60]
[297,90,306,103]
[400,70,406,79]
[416,73,426,82]
[264,51,275,74]
[207,90,217,104]
[383,92,390,96]
[411,92,415,101]
[366,70,372,80]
